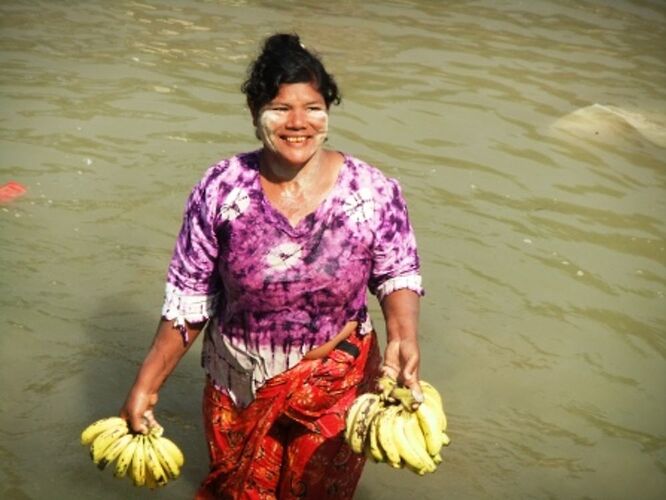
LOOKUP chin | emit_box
[271,147,319,168]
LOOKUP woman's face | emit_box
[255,82,329,169]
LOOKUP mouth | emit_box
[282,136,308,144]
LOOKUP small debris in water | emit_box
[523,238,532,244]
[576,270,584,276]
[0,181,27,204]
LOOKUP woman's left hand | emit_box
[380,288,424,406]
[383,337,423,407]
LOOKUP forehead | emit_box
[269,82,325,104]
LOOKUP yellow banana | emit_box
[419,381,442,407]
[143,437,168,487]
[114,434,139,478]
[424,397,447,433]
[376,375,397,401]
[149,435,181,480]
[344,393,375,445]
[390,386,419,411]
[366,410,386,463]
[81,417,126,446]
[97,432,133,470]
[376,405,402,468]
[442,431,451,446]
[90,425,129,465]
[130,435,147,487]
[348,394,383,454]
[149,424,164,438]
[393,409,436,475]
[158,435,185,468]
[420,381,447,431]
[404,410,438,473]
[145,466,158,490]
[415,401,444,456]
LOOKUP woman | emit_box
[121,33,424,499]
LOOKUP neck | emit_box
[260,149,324,185]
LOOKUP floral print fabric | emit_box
[163,150,422,406]
[195,330,382,500]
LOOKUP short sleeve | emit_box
[161,173,221,329]
[368,178,424,301]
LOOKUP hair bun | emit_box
[262,33,304,55]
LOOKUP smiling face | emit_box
[255,82,329,170]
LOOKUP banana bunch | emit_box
[80,416,184,488]
[344,377,450,475]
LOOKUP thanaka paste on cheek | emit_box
[308,109,329,146]
[256,109,329,153]
[257,110,284,152]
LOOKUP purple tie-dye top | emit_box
[162,150,423,406]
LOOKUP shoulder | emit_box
[341,153,400,188]
[188,150,260,203]
[178,151,259,220]
[339,153,403,203]
[196,150,260,190]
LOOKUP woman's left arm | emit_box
[381,288,423,401]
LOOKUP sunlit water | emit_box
[1,1,665,499]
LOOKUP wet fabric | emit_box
[162,150,422,406]
[195,330,381,500]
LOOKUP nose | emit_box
[285,108,307,129]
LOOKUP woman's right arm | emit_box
[120,318,205,433]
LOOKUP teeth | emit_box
[285,137,306,143]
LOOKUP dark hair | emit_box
[241,33,341,115]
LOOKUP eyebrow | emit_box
[268,97,326,106]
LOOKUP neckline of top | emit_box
[249,149,350,235]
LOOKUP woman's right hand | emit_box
[118,318,206,434]
[120,387,160,434]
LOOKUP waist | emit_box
[303,320,360,360]
[303,318,372,359]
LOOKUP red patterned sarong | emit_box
[196,331,381,500]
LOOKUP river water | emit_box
[1,1,664,499]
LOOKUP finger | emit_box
[400,355,422,409]
[381,363,399,380]
[143,409,156,427]
[405,379,424,407]
[129,414,149,434]
[143,409,161,432]
[383,340,400,367]
[400,349,420,383]
[119,406,144,434]
[400,358,419,386]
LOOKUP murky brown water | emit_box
[1,1,665,499]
